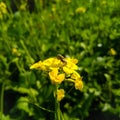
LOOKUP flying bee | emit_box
[57,54,67,64]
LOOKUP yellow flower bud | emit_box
[109,48,117,56]
[0,2,7,19]
[57,89,65,101]
[74,79,83,91]
[75,7,86,14]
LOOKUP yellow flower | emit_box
[20,3,27,11]
[0,2,7,14]
[30,56,83,92]
[70,71,83,91]
[30,61,46,71]
[49,69,65,84]
[75,7,86,13]
[0,2,7,19]
[43,57,62,69]
[42,58,55,67]
[57,89,65,101]
[52,4,56,12]
[74,79,83,91]
[71,71,81,80]
[12,48,21,56]
[63,58,78,74]
[65,58,78,64]
[109,48,117,56]
[30,57,64,71]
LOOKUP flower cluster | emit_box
[30,55,83,101]
[0,2,7,20]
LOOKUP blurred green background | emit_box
[0,0,120,120]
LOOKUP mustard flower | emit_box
[65,58,78,64]
[30,57,62,71]
[30,55,83,118]
[49,69,65,85]
[0,2,7,14]
[43,57,63,70]
[12,48,21,56]
[52,4,56,12]
[30,55,83,90]
[30,61,46,71]
[74,79,83,91]
[68,71,83,91]
[57,89,65,101]
[75,7,86,14]
[63,58,78,74]
[71,71,81,80]
[20,3,27,11]
[109,48,117,56]
[0,2,7,19]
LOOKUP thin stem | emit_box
[54,85,58,120]
[0,82,5,120]
[20,40,32,59]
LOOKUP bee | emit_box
[57,54,67,64]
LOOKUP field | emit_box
[0,0,120,120]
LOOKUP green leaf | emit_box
[112,89,120,96]
[0,112,10,120]
[17,97,34,116]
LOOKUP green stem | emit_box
[0,83,5,120]
[20,40,32,60]
[54,86,58,120]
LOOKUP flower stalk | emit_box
[30,55,83,119]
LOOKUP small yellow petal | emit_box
[57,74,65,82]
[74,79,83,91]
[30,61,41,69]
[109,48,117,56]
[57,89,65,101]
[30,61,47,70]
[63,67,73,74]
[49,68,58,76]
[71,71,81,80]
[49,69,65,84]
[63,62,78,74]
[75,7,86,13]
[65,58,78,64]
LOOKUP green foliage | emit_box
[0,0,120,120]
